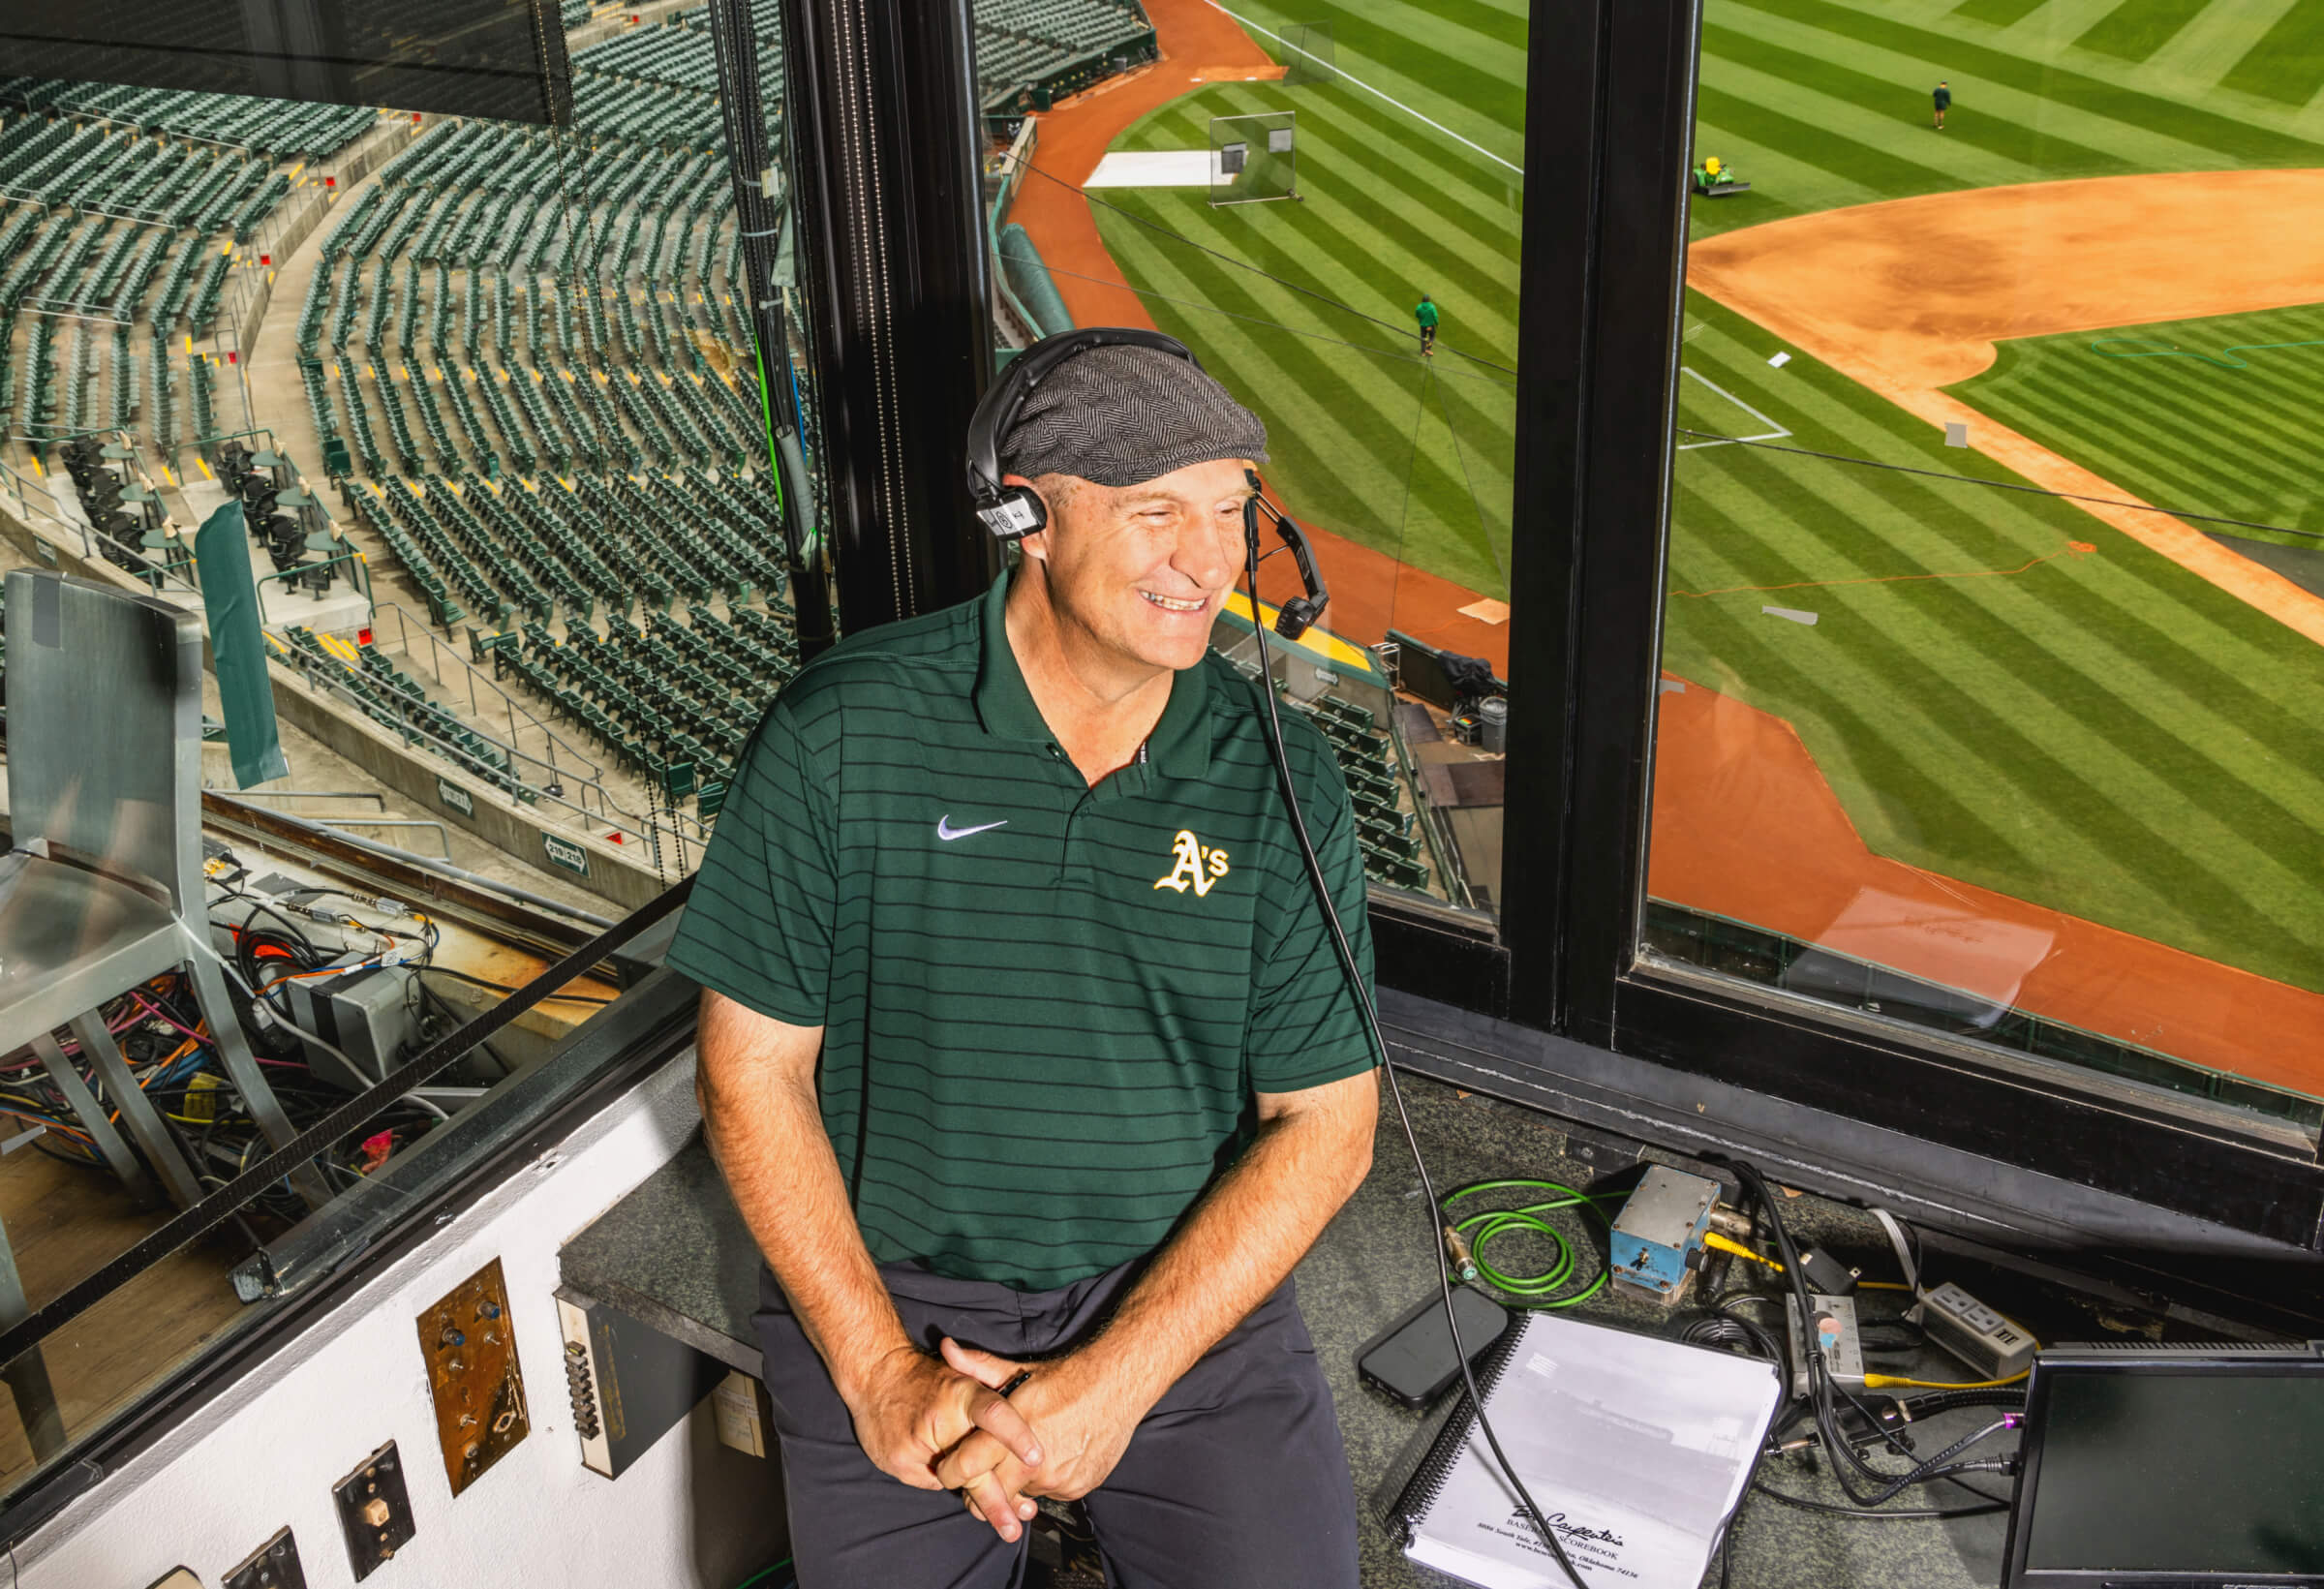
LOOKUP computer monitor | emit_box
[2004,1344,2324,1588]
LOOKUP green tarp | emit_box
[193,498,290,788]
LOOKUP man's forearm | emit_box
[1070,1097,1372,1410]
[698,1041,908,1399]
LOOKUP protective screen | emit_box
[2,0,571,125]
[2025,1370,2324,1573]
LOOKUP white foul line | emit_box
[1673,367,1791,449]
[1205,1,1526,178]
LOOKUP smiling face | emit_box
[1011,457,1255,677]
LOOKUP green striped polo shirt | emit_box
[666,569,1376,1290]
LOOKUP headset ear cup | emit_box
[977,482,1049,540]
[1009,485,1048,535]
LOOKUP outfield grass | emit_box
[1689,0,2324,239]
[1955,303,2324,548]
[1668,294,2324,993]
[1093,78,1520,596]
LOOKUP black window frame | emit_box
[1455,0,2323,1278]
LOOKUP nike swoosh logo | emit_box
[936,815,1009,841]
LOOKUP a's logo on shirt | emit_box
[1153,829,1230,897]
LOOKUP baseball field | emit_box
[1019,0,2324,1088]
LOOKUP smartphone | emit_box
[1356,1286,1514,1410]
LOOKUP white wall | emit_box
[17,1052,787,1589]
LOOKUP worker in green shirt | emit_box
[1416,291,1440,356]
[1934,79,1951,131]
[672,332,1376,1587]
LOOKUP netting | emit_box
[1280,21,1335,86]
[1209,112,1298,207]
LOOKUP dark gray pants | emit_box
[754,1259,1361,1589]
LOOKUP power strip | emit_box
[1913,1281,2035,1382]
[1785,1292,1865,1399]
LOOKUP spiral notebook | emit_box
[1373,1308,1783,1589]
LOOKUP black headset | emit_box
[964,326,1198,540]
[964,327,1329,636]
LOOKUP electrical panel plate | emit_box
[223,1527,306,1589]
[554,1285,722,1479]
[331,1441,415,1581]
[416,1256,530,1495]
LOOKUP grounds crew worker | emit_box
[1416,290,1440,355]
[668,343,1377,1587]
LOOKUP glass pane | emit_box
[0,0,811,1496]
[1651,0,2324,1122]
[980,0,1520,918]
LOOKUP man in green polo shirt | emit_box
[1416,290,1440,356]
[668,341,1377,1587]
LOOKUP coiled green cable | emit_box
[1443,1179,1623,1308]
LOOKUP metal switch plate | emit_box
[331,1441,416,1581]
[416,1256,530,1496]
[223,1527,306,1589]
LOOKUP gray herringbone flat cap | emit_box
[1001,345,1268,488]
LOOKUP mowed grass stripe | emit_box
[1681,122,1885,226]
[1674,459,2324,947]
[1734,0,2324,160]
[2076,358,2324,506]
[2219,0,2324,105]
[1694,84,1942,199]
[1960,307,2324,541]
[1697,61,2047,193]
[2072,0,2213,64]
[1095,158,1515,415]
[1095,203,1513,590]
[1692,312,2324,746]
[1948,0,2048,26]
[2143,0,2300,87]
[1673,380,2315,825]
[1221,0,1525,153]
[1987,362,2311,512]
[1712,3,2280,170]
[1701,20,2124,182]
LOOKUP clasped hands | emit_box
[843,1338,1145,1543]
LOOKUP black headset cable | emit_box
[1238,489,1590,1589]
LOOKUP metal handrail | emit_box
[6,433,205,598]
[0,455,68,530]
[365,599,607,783]
[268,641,710,871]
[316,817,452,858]
[209,788,386,811]
[253,544,375,611]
